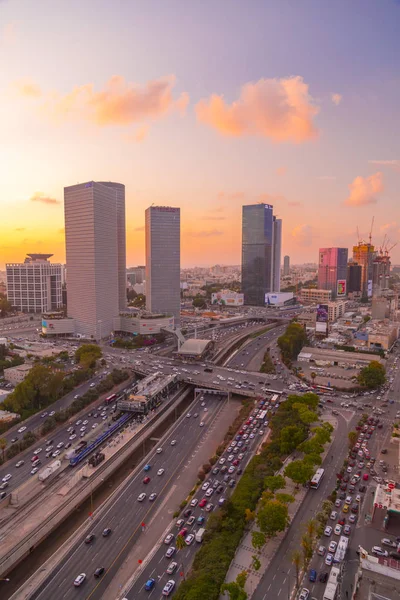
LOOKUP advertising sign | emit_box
[316,304,328,323]
[337,280,346,296]
[367,279,373,298]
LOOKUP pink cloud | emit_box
[14,79,42,97]
[275,166,287,176]
[196,76,319,142]
[30,192,60,205]
[369,159,400,172]
[291,224,313,247]
[344,172,384,207]
[123,125,149,143]
[25,75,189,127]
[331,93,342,106]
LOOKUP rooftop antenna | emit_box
[369,216,375,245]
[356,226,360,244]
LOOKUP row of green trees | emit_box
[174,393,324,600]
[0,343,25,373]
[2,369,129,463]
[277,323,308,366]
[259,351,275,374]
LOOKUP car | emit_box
[206,502,214,511]
[145,578,155,590]
[74,573,86,587]
[75,420,82,426]
[144,464,151,471]
[56,442,64,449]
[324,526,333,537]
[186,413,191,418]
[325,553,334,566]
[343,525,351,536]
[15,460,24,468]
[52,450,61,457]
[2,474,12,483]
[138,493,146,502]
[143,476,151,484]
[85,533,95,544]
[162,579,176,596]
[349,514,357,524]
[83,420,88,426]
[11,437,18,443]
[197,515,205,525]
[175,518,184,529]
[219,457,226,465]
[309,569,317,582]
[199,498,207,507]
[330,511,338,521]
[102,527,112,537]
[183,508,192,518]
[157,468,165,476]
[299,589,310,600]
[0,482,8,490]
[212,467,219,475]
[186,516,195,526]
[17,426,27,434]
[165,546,176,558]
[166,561,178,574]
[156,447,163,454]
[171,440,177,446]
[185,534,195,545]
[228,466,235,474]
[94,567,105,578]
[381,538,397,548]
[149,493,157,501]
[319,572,328,583]
[372,546,388,557]
[329,540,338,553]
[345,495,353,504]
[190,498,198,507]
[317,545,326,556]
[89,383,95,388]
[202,481,210,491]
[31,467,39,475]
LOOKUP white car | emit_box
[171,440,177,446]
[74,573,86,587]
[33,448,42,455]
[328,540,337,553]
[137,493,146,502]
[164,533,174,545]
[330,511,338,521]
[190,498,198,507]
[372,546,388,557]
[75,420,82,426]
[31,467,39,475]
[325,553,334,566]
[83,420,88,425]
[92,424,98,429]
[52,450,61,457]
[205,488,214,497]
[162,580,175,596]
[17,426,27,434]
[80,426,86,432]
[299,589,310,600]
[69,434,77,440]
[90,383,96,388]
[202,481,210,491]
[334,524,342,536]
[186,413,191,418]
[200,422,204,427]
[157,468,165,476]
[156,447,163,454]
[185,534,195,545]
[49,411,55,417]
[219,457,226,465]
[2,474,12,483]
[324,526,333,537]
[15,460,24,468]
[57,442,64,449]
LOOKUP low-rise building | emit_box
[4,363,32,385]
[298,346,385,368]
[367,320,399,351]
[300,288,332,304]
[114,311,174,335]
[327,300,348,323]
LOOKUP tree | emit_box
[305,519,317,540]
[284,460,315,488]
[303,453,322,467]
[358,360,386,389]
[220,581,248,600]
[264,474,286,494]
[301,533,313,564]
[279,425,305,454]
[0,437,6,461]
[277,323,308,363]
[251,555,261,571]
[348,431,358,449]
[291,550,302,588]
[176,534,186,551]
[129,293,146,308]
[75,344,102,368]
[256,499,290,538]
[0,293,13,317]
[275,492,295,505]
[310,372,317,384]
[192,294,207,309]
[235,571,248,589]
[251,530,266,551]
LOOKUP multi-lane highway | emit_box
[126,405,265,599]
[31,392,227,600]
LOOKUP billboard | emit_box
[337,280,346,296]
[211,292,244,306]
[367,279,373,298]
[316,304,328,323]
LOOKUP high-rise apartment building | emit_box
[353,242,375,296]
[64,181,126,339]
[145,206,180,325]
[127,265,145,286]
[347,262,362,293]
[241,204,282,306]
[318,248,348,298]
[283,255,290,277]
[6,254,62,313]
[372,255,391,296]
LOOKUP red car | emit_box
[199,498,207,508]
[178,528,188,537]
[363,473,369,481]
[232,459,240,466]
[143,476,151,484]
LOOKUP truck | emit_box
[195,528,205,543]
[38,460,61,482]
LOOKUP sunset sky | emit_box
[1,0,400,269]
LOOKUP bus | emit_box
[323,565,340,600]
[310,468,325,489]
[105,393,117,405]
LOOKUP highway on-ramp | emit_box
[31,392,226,600]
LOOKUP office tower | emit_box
[372,255,391,297]
[353,243,375,296]
[318,248,348,298]
[127,265,146,285]
[64,181,126,339]
[6,254,62,313]
[145,206,180,325]
[283,255,290,277]
[241,203,282,306]
[347,262,362,293]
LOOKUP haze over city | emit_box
[1,0,400,268]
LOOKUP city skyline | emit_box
[1,0,400,268]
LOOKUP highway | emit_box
[0,373,121,497]
[224,324,286,370]
[31,392,227,600]
[125,405,265,599]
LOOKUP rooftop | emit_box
[178,338,212,356]
[298,346,385,364]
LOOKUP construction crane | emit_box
[385,242,397,256]
[369,216,375,245]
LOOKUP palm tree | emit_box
[305,519,316,540]
[310,372,316,385]
[0,438,7,462]
[176,534,186,551]
[291,550,302,589]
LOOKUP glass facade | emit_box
[318,248,348,297]
[241,204,280,306]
